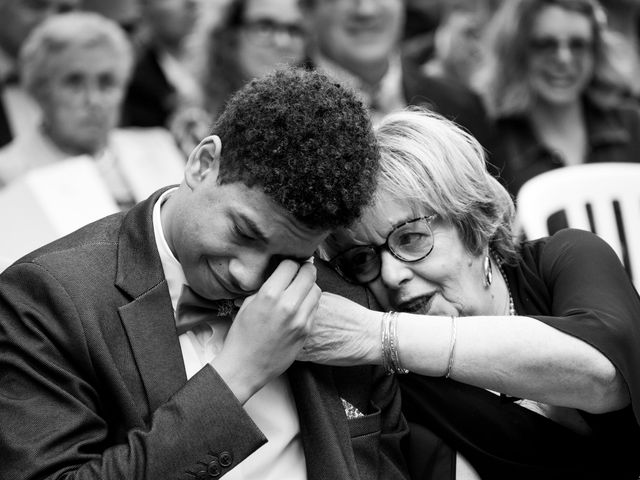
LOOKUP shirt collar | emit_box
[152,187,186,314]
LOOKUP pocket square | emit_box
[341,398,364,419]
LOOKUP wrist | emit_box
[209,354,265,405]
[381,311,409,375]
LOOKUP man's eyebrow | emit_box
[237,214,268,243]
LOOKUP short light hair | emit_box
[476,0,630,118]
[372,107,518,262]
[19,12,134,100]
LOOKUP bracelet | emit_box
[381,311,409,375]
[445,316,457,379]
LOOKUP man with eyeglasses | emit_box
[0,0,80,148]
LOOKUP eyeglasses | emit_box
[241,19,305,44]
[330,215,437,285]
[529,36,594,59]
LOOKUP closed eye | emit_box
[233,224,256,242]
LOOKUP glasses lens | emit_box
[334,246,380,284]
[389,219,434,261]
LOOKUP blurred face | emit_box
[327,192,488,317]
[169,156,328,300]
[304,0,404,72]
[438,10,486,82]
[237,0,306,80]
[39,44,129,155]
[0,0,79,56]
[527,5,595,107]
[142,0,199,47]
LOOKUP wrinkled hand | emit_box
[211,260,320,403]
[298,292,381,366]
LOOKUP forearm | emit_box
[0,366,265,480]
[397,314,630,412]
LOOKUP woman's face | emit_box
[527,5,595,107]
[38,43,128,155]
[328,192,489,317]
[236,0,306,80]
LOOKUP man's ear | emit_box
[184,135,222,190]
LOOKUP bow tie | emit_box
[175,285,239,336]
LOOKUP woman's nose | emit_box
[379,249,412,289]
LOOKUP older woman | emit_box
[0,12,185,208]
[474,0,640,198]
[302,109,640,479]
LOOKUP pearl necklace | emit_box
[494,256,516,316]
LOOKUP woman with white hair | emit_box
[0,11,185,209]
[302,108,640,479]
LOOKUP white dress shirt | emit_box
[152,189,307,480]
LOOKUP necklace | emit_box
[494,255,516,316]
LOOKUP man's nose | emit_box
[228,255,275,294]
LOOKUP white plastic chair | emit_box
[516,163,640,292]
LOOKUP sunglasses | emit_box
[330,214,437,285]
[529,36,594,59]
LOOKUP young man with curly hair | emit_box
[0,69,409,479]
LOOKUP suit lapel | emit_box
[116,188,187,414]
[288,362,360,480]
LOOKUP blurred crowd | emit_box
[0,0,639,223]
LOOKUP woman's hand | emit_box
[298,292,382,366]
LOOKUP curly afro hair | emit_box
[213,67,379,230]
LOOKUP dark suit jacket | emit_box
[121,47,177,128]
[0,188,409,479]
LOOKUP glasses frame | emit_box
[330,214,438,284]
[528,35,595,60]
[239,19,305,45]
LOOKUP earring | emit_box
[483,254,492,287]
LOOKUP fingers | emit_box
[259,259,317,306]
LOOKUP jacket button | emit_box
[219,451,233,467]
[207,459,221,477]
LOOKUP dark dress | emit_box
[401,229,640,479]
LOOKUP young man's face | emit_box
[168,169,328,301]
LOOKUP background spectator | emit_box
[120,0,202,128]
[476,0,640,197]
[0,12,185,209]
[0,0,80,148]
[420,1,499,90]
